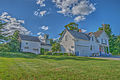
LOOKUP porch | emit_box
[99,45,111,56]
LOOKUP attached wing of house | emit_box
[19,34,52,54]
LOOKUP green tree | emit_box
[8,30,20,52]
[98,24,112,37]
[0,21,7,42]
[109,35,117,54]
[65,22,79,31]
[59,22,79,38]
[51,42,61,53]
[114,36,120,55]
[50,39,56,45]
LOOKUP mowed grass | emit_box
[0,52,120,80]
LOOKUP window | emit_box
[71,46,74,48]
[101,39,107,44]
[90,45,92,50]
[65,35,68,41]
[33,48,39,51]
[26,42,28,45]
[92,37,94,41]
[105,40,107,45]
[101,39,103,43]
[24,47,29,49]
[45,49,49,52]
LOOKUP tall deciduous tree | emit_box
[64,22,79,31]
[98,24,112,37]
[114,36,120,55]
[59,22,79,37]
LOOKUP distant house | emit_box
[19,34,52,54]
[60,29,110,56]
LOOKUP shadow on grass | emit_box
[39,56,107,61]
[0,52,107,61]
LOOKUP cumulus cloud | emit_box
[74,16,86,22]
[0,12,31,36]
[35,0,48,17]
[34,9,47,16]
[35,0,96,22]
[34,10,39,16]
[36,0,46,7]
[40,10,47,16]
[41,26,48,30]
[52,0,96,22]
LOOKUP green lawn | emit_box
[0,52,120,80]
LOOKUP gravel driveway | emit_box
[92,56,120,60]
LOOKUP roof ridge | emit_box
[67,30,90,40]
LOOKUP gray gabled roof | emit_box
[19,34,40,42]
[67,30,90,41]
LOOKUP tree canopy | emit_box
[64,22,79,31]
[98,24,112,37]
[59,22,79,38]
[51,42,61,53]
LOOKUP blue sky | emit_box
[0,0,120,39]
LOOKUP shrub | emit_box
[63,53,68,56]
[0,44,10,52]
[40,48,45,55]
[52,53,64,56]
[44,51,52,55]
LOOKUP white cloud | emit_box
[52,0,96,22]
[81,29,87,33]
[72,1,95,16]
[37,32,44,35]
[34,9,47,16]
[0,12,31,36]
[34,0,96,22]
[37,32,45,39]
[74,16,86,22]
[41,26,48,30]
[40,10,47,16]
[36,0,46,7]
[53,37,59,41]
[35,0,48,17]
[34,11,39,16]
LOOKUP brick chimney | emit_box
[79,29,82,32]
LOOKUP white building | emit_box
[19,34,52,54]
[60,29,110,56]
